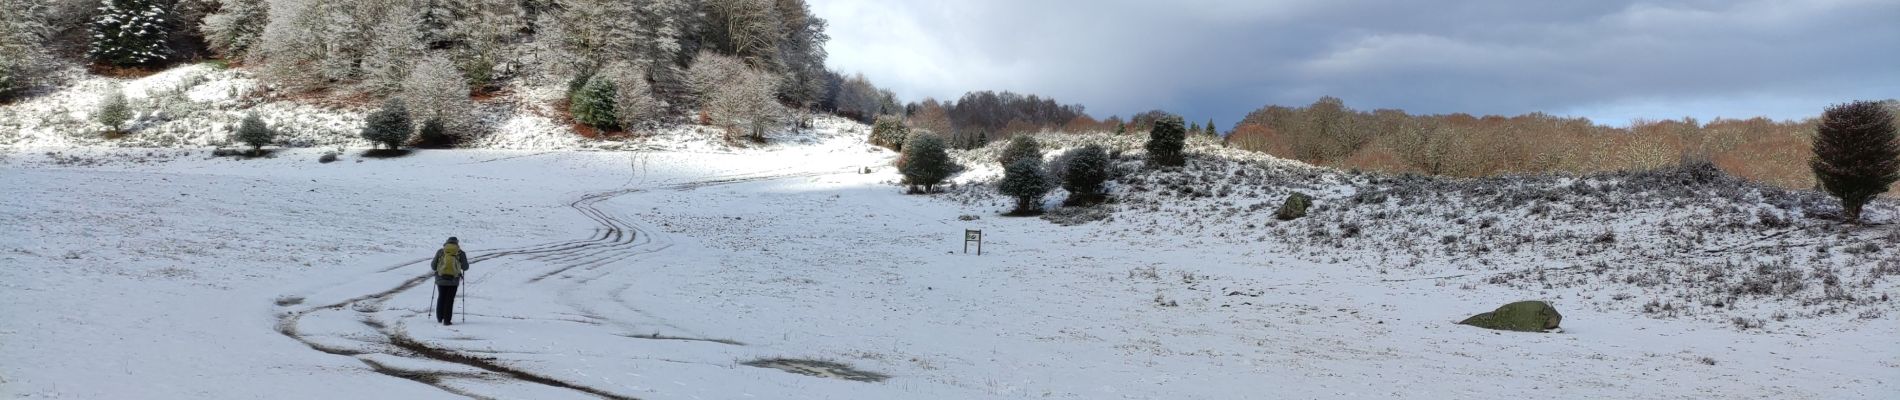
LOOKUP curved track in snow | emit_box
[274,169,835,399]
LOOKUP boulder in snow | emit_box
[1275,192,1313,220]
[1458,301,1562,332]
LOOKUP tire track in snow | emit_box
[274,168,840,399]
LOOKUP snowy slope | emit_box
[3,127,1897,399]
[0,65,863,153]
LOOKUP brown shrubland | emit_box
[1225,98,1826,190]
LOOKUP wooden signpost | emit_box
[964,229,982,255]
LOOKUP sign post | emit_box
[963,229,983,255]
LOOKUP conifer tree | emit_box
[235,113,273,151]
[361,99,414,149]
[95,86,131,134]
[998,135,1042,167]
[90,0,176,67]
[900,133,954,193]
[1811,101,1900,223]
[999,158,1051,214]
[1146,116,1187,167]
[570,74,619,130]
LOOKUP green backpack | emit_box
[436,245,465,277]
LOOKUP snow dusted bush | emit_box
[234,112,273,150]
[95,86,131,134]
[1810,101,1898,223]
[999,158,1052,214]
[569,74,619,130]
[401,54,474,136]
[900,132,954,193]
[414,117,451,148]
[998,135,1041,167]
[1058,144,1112,204]
[89,0,177,67]
[869,116,909,151]
[360,99,413,149]
[1146,115,1187,167]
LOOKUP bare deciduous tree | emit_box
[690,52,781,142]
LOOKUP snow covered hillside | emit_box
[3,124,1896,399]
[0,65,860,153]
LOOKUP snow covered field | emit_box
[3,129,1897,398]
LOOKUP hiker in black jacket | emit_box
[431,237,471,325]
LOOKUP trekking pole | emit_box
[458,275,468,324]
[430,281,438,316]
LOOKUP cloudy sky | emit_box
[810,0,1900,128]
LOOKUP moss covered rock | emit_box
[1458,301,1562,332]
[1275,192,1313,220]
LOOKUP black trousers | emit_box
[436,284,459,322]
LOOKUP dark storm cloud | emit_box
[811,0,1900,127]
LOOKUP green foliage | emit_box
[998,135,1042,167]
[235,113,273,150]
[415,117,454,148]
[870,116,910,151]
[899,133,954,193]
[570,74,619,130]
[1146,115,1187,167]
[95,87,132,133]
[88,0,176,67]
[1811,101,1900,223]
[360,99,414,150]
[998,158,1051,214]
[1059,145,1111,201]
[1206,118,1217,136]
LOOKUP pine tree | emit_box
[1206,118,1217,136]
[1060,145,1111,204]
[998,158,1051,214]
[360,98,413,149]
[235,112,273,151]
[1811,101,1900,223]
[95,86,131,134]
[1146,116,1187,167]
[900,133,954,193]
[90,0,177,67]
[1190,121,1200,134]
[998,135,1042,167]
[570,74,619,130]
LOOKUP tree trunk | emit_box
[1845,201,1864,224]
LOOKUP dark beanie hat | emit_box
[446,237,459,244]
